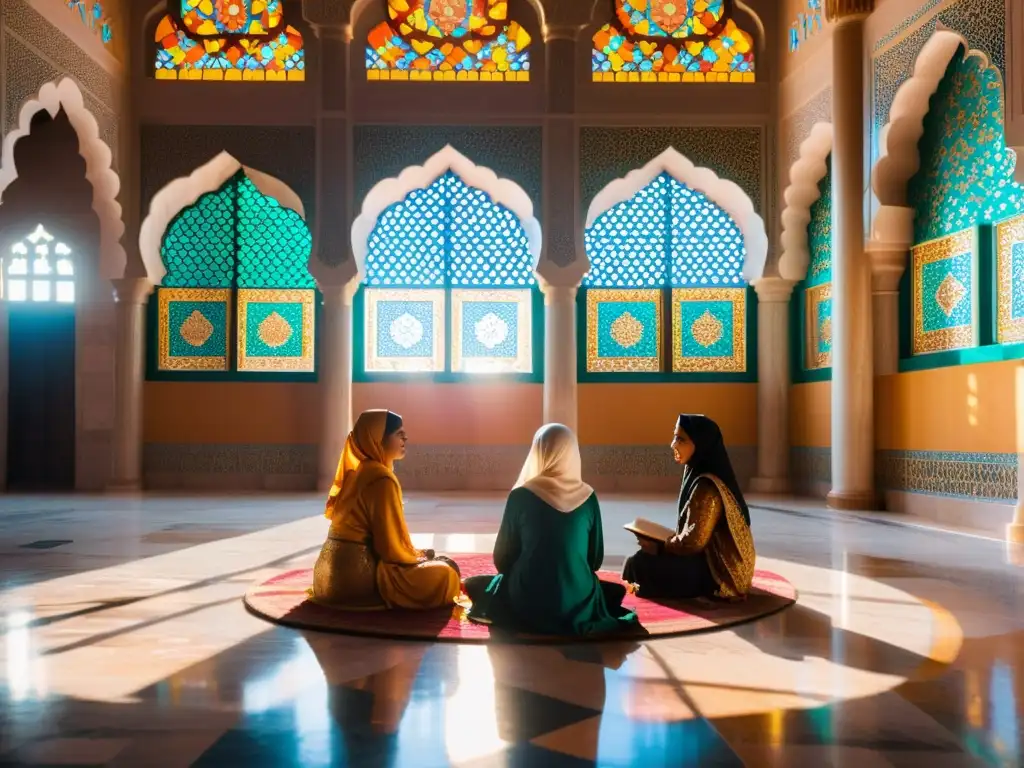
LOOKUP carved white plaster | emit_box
[778,122,833,282]
[585,146,769,283]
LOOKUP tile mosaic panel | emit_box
[157,288,231,371]
[911,229,976,355]
[236,289,315,373]
[364,288,445,373]
[806,283,832,370]
[995,214,1024,343]
[450,289,532,374]
[586,289,662,373]
[877,450,1017,502]
[671,288,745,373]
[790,446,831,496]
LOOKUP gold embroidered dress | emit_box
[312,411,460,610]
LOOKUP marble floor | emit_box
[0,492,1021,767]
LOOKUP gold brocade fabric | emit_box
[312,538,386,611]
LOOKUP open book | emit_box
[623,518,676,543]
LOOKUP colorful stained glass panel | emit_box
[586,289,662,373]
[671,288,745,372]
[451,289,532,373]
[805,283,832,370]
[365,288,445,373]
[158,288,231,371]
[911,230,976,355]
[995,215,1024,343]
[178,0,284,38]
[237,289,314,372]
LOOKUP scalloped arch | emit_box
[585,146,768,283]
[0,77,125,280]
[139,152,306,285]
[872,29,972,206]
[351,144,543,278]
[778,122,833,282]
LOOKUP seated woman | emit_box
[464,424,638,636]
[311,409,460,611]
[623,414,755,601]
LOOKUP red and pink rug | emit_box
[244,553,797,643]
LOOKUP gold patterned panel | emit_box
[450,289,532,374]
[806,283,832,370]
[585,288,663,373]
[157,288,232,371]
[364,288,446,373]
[996,214,1024,343]
[237,289,316,373]
[671,288,746,373]
[911,229,976,355]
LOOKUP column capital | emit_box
[543,24,582,42]
[866,241,909,293]
[824,0,874,23]
[536,260,587,297]
[753,276,796,303]
[111,277,154,305]
[317,277,360,305]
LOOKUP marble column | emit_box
[317,280,358,490]
[108,277,153,490]
[1006,0,1024,184]
[825,0,877,510]
[0,300,8,489]
[868,205,913,376]
[749,277,796,494]
[541,282,580,430]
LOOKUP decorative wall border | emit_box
[876,449,1018,502]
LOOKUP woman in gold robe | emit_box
[623,414,755,600]
[312,409,461,610]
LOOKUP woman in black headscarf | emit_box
[622,414,755,600]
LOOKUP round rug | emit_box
[244,554,797,643]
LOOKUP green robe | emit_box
[476,487,638,636]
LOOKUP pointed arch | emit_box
[351,144,542,279]
[0,77,125,279]
[139,152,306,285]
[586,147,768,283]
[779,122,833,282]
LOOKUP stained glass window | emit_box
[361,171,536,375]
[366,0,531,82]
[788,0,823,53]
[3,225,76,304]
[583,172,749,374]
[592,0,755,83]
[67,0,112,46]
[154,0,304,81]
[154,171,316,375]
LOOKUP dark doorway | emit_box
[6,303,76,490]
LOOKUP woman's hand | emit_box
[637,539,659,556]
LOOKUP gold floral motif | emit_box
[995,214,1024,343]
[179,310,214,347]
[364,288,445,373]
[805,283,832,370]
[820,316,832,346]
[257,311,293,348]
[157,288,231,371]
[585,289,662,373]
[450,289,532,374]
[911,229,975,355]
[934,272,967,317]
[671,288,746,373]
[609,311,644,348]
[690,310,723,348]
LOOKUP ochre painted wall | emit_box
[875,361,1020,453]
[144,382,319,444]
[353,383,542,446]
[577,384,757,446]
[790,382,831,447]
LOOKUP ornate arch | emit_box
[351,144,543,278]
[872,29,971,207]
[139,152,306,285]
[585,146,768,283]
[778,122,832,282]
[0,77,125,279]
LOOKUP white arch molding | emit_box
[351,144,543,278]
[778,122,833,282]
[0,77,125,279]
[585,146,769,283]
[139,152,307,285]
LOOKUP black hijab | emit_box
[676,414,751,527]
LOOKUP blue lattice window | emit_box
[582,173,750,377]
[151,170,317,378]
[359,171,537,377]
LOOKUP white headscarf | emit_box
[514,423,594,513]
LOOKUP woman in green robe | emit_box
[464,424,639,636]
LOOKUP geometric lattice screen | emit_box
[362,171,535,374]
[803,156,832,371]
[583,172,748,374]
[155,170,316,374]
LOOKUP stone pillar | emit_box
[0,300,8,490]
[1011,365,1024,563]
[749,277,796,494]
[868,205,913,376]
[825,0,877,510]
[108,277,153,490]
[318,280,358,490]
[1006,0,1024,184]
[541,282,580,429]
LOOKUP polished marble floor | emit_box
[0,492,1021,767]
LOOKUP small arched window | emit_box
[4,225,75,304]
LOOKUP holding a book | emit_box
[622,414,756,601]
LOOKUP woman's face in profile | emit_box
[670,425,695,465]
[383,426,408,463]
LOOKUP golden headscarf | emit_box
[325,409,396,519]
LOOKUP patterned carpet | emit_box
[244,554,797,642]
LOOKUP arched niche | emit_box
[585,146,768,284]
[778,122,833,282]
[139,152,307,285]
[0,77,125,280]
